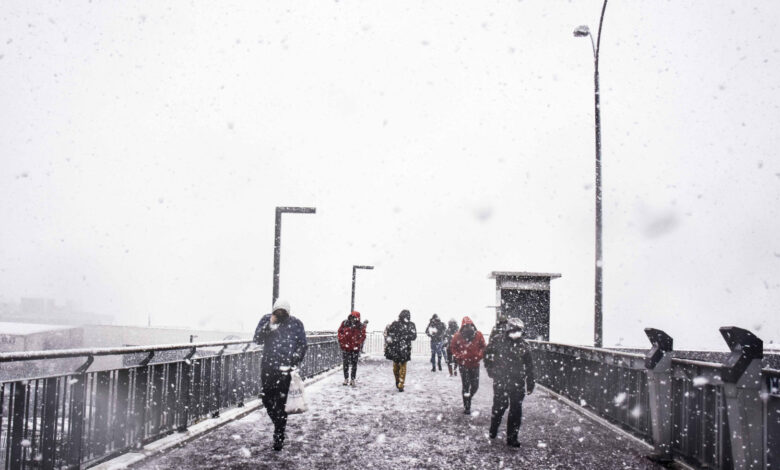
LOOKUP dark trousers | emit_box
[261,369,292,441]
[342,351,359,380]
[460,366,480,410]
[491,379,525,442]
[446,349,458,373]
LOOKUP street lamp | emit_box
[351,265,374,312]
[272,206,316,307]
[574,0,608,348]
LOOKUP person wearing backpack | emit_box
[450,316,486,414]
[338,311,367,386]
[484,317,536,447]
[253,299,307,451]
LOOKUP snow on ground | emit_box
[138,357,662,469]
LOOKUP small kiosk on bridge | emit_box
[489,271,561,341]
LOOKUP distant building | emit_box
[0,297,113,326]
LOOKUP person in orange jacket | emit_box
[450,316,486,414]
[337,311,366,386]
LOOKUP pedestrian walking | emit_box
[383,309,417,392]
[425,314,447,372]
[443,319,459,377]
[253,299,308,451]
[450,316,486,414]
[338,311,367,386]
[484,317,536,447]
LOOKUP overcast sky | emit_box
[1,1,779,350]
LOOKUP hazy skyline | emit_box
[1,1,779,350]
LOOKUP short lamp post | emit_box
[351,265,374,312]
[272,206,316,307]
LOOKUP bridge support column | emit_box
[720,326,765,470]
[644,328,674,463]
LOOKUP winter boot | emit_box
[431,365,436,372]
[350,379,356,386]
[506,437,520,448]
[343,379,348,386]
[447,364,453,376]
[438,362,442,371]
[463,395,471,414]
[272,432,285,451]
[489,416,501,439]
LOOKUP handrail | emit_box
[528,339,646,360]
[671,356,725,369]
[0,334,338,363]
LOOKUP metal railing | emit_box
[362,331,431,357]
[530,327,779,470]
[0,334,341,469]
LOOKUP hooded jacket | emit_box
[384,310,417,363]
[449,317,486,369]
[425,315,447,343]
[443,320,458,353]
[253,299,308,371]
[338,311,367,352]
[484,323,535,392]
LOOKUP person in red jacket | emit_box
[450,316,486,414]
[338,311,366,386]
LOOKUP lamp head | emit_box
[573,25,591,37]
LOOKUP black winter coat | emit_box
[484,328,535,392]
[384,319,417,362]
[254,314,308,371]
[443,323,458,353]
[425,318,447,343]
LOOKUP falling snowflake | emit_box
[692,376,709,387]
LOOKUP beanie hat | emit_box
[272,299,291,315]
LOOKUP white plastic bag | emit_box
[285,370,307,414]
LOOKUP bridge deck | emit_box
[138,358,662,469]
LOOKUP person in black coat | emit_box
[425,314,447,372]
[384,309,417,392]
[483,317,535,447]
[254,299,307,451]
[443,319,459,376]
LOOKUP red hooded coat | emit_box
[450,316,486,369]
[338,311,366,352]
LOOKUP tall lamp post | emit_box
[351,265,374,312]
[272,206,316,307]
[574,0,608,348]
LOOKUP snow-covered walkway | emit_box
[137,358,662,469]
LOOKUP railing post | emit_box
[643,328,674,463]
[41,377,59,470]
[177,348,196,432]
[67,356,93,468]
[9,381,27,469]
[719,326,764,470]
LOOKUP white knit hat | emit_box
[272,299,291,315]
